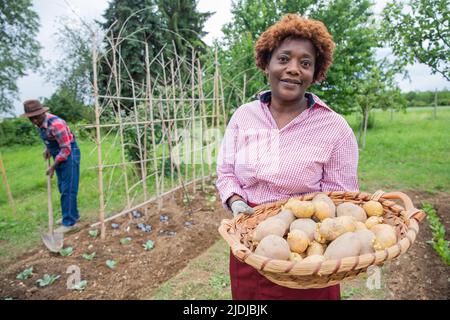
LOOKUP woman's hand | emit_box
[230,200,254,217]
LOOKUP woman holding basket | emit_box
[216,14,359,300]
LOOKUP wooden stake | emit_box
[0,152,16,216]
[92,32,106,239]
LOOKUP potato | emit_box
[312,194,336,221]
[254,235,290,260]
[273,209,296,226]
[355,229,376,254]
[355,221,367,230]
[363,200,384,217]
[287,229,310,253]
[252,218,286,242]
[301,254,326,263]
[365,216,384,229]
[289,218,316,241]
[313,200,336,221]
[283,199,315,218]
[289,252,303,262]
[316,216,357,242]
[306,241,326,256]
[324,232,361,260]
[371,224,397,250]
[336,202,367,222]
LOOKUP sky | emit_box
[9,0,449,117]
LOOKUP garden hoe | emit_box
[41,158,63,252]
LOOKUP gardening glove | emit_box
[230,200,254,217]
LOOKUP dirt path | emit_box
[0,189,448,300]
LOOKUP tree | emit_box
[99,0,212,111]
[43,86,94,124]
[47,17,94,105]
[382,0,450,82]
[0,0,42,114]
[218,0,385,115]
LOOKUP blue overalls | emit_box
[39,116,80,227]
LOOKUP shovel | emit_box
[41,158,63,252]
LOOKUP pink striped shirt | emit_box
[216,91,359,209]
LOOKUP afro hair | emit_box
[255,14,335,83]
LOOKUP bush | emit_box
[0,118,40,147]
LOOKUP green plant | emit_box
[422,202,450,265]
[88,229,99,237]
[143,240,155,251]
[82,252,96,261]
[70,280,87,291]
[36,274,60,287]
[120,237,132,245]
[106,259,117,269]
[341,287,362,300]
[59,247,74,257]
[16,267,33,280]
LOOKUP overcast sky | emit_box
[10,0,449,117]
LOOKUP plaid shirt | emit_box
[40,113,74,164]
[216,91,359,209]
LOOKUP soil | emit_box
[0,184,230,299]
[0,188,448,300]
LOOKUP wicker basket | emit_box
[218,190,426,289]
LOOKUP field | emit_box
[0,107,449,299]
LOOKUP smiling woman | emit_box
[216,14,359,300]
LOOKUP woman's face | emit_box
[265,37,316,103]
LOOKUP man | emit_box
[21,100,80,233]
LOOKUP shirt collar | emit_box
[40,114,50,129]
[256,90,333,111]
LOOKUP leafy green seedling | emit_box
[36,274,60,287]
[82,252,96,261]
[143,240,155,251]
[120,237,132,245]
[106,260,117,269]
[70,280,87,291]
[59,247,74,257]
[16,267,33,280]
[88,229,99,237]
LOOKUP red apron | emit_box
[229,202,340,300]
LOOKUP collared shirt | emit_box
[40,113,74,164]
[216,91,359,209]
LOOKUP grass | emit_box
[346,108,450,193]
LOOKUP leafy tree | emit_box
[42,86,94,124]
[47,17,94,105]
[382,0,450,82]
[0,0,42,114]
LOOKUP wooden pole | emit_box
[92,32,106,239]
[144,42,161,209]
[433,88,437,120]
[0,152,16,216]
[196,59,206,190]
[190,50,196,191]
[111,37,131,215]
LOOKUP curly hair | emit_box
[255,14,335,83]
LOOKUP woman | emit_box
[216,14,359,300]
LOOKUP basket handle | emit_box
[218,219,252,261]
[377,191,426,222]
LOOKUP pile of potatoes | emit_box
[253,194,398,263]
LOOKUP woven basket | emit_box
[218,190,426,289]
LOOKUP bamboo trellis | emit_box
[87,32,227,239]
